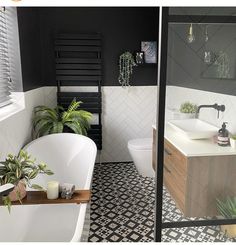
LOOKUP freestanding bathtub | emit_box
[0,133,97,242]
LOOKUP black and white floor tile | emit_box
[89,162,235,242]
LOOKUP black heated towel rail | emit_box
[55,33,102,150]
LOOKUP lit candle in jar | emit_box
[47,181,59,199]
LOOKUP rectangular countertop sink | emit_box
[167,119,219,140]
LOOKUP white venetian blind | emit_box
[0,7,12,108]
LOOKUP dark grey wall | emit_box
[17,7,158,91]
[17,8,42,91]
[167,22,236,96]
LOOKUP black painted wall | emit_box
[167,7,236,96]
[17,8,42,91]
[17,7,158,91]
[167,22,236,96]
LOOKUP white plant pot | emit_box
[230,138,236,149]
[179,113,195,120]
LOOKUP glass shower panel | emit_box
[162,7,236,242]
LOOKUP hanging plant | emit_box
[118,51,137,87]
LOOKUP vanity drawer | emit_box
[164,139,187,177]
[164,139,187,212]
[164,163,186,212]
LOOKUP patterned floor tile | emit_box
[88,162,235,242]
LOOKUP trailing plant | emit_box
[0,150,53,212]
[118,51,137,87]
[216,197,236,219]
[180,101,198,114]
[32,98,93,139]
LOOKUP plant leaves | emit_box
[51,121,63,134]
[31,184,44,191]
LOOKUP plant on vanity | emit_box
[0,150,53,212]
[179,101,198,119]
[216,197,236,238]
[32,98,92,139]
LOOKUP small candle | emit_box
[47,181,59,200]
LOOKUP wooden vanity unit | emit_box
[152,125,236,218]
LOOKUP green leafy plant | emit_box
[0,150,53,211]
[118,51,137,87]
[180,101,198,114]
[216,197,236,219]
[32,98,93,139]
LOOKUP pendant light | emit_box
[187,23,195,43]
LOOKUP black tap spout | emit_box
[196,103,225,118]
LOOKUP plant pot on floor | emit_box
[8,179,27,202]
[221,224,236,238]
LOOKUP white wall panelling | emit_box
[166,86,236,134]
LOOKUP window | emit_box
[0,7,12,108]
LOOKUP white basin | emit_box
[168,119,219,140]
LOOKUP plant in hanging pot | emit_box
[179,101,198,119]
[216,197,236,238]
[118,51,137,87]
[0,150,53,212]
[32,98,93,139]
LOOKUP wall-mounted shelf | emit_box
[0,190,91,206]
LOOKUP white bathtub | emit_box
[0,133,97,242]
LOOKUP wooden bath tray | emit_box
[0,190,91,206]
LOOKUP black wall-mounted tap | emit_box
[196,103,225,118]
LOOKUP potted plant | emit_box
[216,197,236,238]
[32,98,92,139]
[0,150,53,212]
[118,51,137,87]
[230,135,236,149]
[179,101,198,119]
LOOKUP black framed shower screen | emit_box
[154,7,236,242]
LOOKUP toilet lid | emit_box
[128,138,152,150]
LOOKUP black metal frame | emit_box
[55,33,102,150]
[169,15,236,24]
[155,7,236,242]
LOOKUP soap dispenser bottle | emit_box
[218,122,229,146]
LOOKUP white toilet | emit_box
[128,138,155,178]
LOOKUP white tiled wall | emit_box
[166,86,236,134]
[0,85,157,163]
[101,86,157,162]
[0,87,56,160]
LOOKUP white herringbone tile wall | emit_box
[166,86,236,134]
[0,87,56,160]
[101,86,157,162]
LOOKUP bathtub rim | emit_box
[23,133,97,190]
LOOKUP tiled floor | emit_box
[88,162,235,242]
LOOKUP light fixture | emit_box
[187,23,195,43]
[205,25,209,42]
